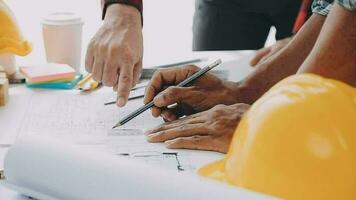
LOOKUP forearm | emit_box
[298,4,356,85]
[236,14,326,104]
[86,0,143,106]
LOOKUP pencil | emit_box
[80,81,102,92]
[151,58,204,69]
[112,59,222,129]
[76,73,92,89]
[104,94,144,105]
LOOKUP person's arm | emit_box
[249,0,313,67]
[237,14,326,104]
[249,37,292,67]
[298,3,356,84]
[85,1,143,107]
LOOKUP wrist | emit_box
[105,4,141,26]
[220,81,249,105]
[230,79,265,105]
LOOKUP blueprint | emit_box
[1,87,223,172]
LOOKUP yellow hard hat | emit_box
[199,74,356,199]
[0,0,31,56]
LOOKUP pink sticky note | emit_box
[20,63,76,83]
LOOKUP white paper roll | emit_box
[3,136,270,200]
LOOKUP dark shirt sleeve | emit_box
[101,0,143,22]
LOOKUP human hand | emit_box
[250,37,292,67]
[85,4,143,107]
[144,65,240,121]
[145,103,250,153]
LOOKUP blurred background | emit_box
[6,0,276,69]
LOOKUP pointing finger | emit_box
[117,64,134,107]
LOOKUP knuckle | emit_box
[213,104,225,110]
[190,136,201,144]
[145,84,155,96]
[118,46,135,64]
[211,111,221,118]
[185,65,200,72]
[102,78,115,87]
[151,71,160,80]
[166,86,177,95]
[211,120,225,130]
[178,124,190,132]
[120,75,132,83]
[109,44,121,53]
[160,93,169,103]
[152,69,165,79]
[165,86,183,102]
[159,131,167,140]
[98,43,108,53]
[152,70,161,77]
[174,138,185,145]
[211,104,225,117]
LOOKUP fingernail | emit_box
[117,97,126,107]
[147,132,162,142]
[146,134,155,142]
[144,129,153,135]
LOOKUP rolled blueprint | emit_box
[3,136,269,200]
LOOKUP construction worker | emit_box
[143,0,356,153]
[86,0,308,107]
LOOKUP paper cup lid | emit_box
[42,12,83,26]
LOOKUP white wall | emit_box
[5,0,275,69]
[5,0,195,68]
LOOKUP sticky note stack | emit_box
[20,63,82,89]
[0,65,9,106]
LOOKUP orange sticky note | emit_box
[20,63,75,83]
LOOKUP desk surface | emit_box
[0,50,261,199]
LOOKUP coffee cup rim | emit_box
[42,12,83,26]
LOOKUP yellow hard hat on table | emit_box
[199,74,356,199]
[0,0,31,56]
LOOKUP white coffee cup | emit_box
[42,12,83,73]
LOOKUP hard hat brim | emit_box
[198,158,230,184]
[0,38,32,56]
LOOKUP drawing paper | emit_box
[3,136,269,200]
